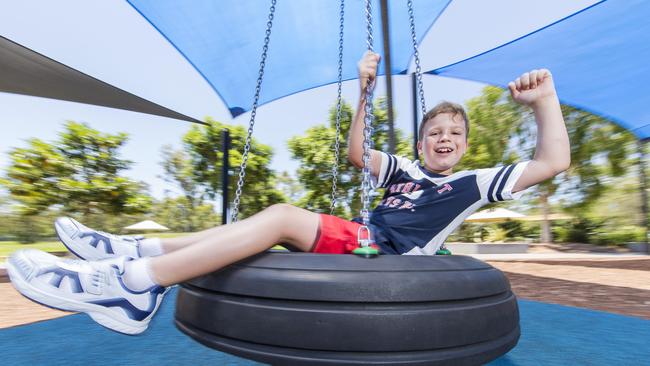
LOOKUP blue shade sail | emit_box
[429,0,650,140]
[127,0,450,117]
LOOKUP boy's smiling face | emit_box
[417,112,468,175]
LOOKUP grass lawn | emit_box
[0,233,187,261]
[0,241,67,258]
[0,232,288,263]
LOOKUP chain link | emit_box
[231,0,276,222]
[330,0,345,215]
[360,0,374,226]
[408,0,446,253]
[407,0,427,118]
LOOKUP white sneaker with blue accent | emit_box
[55,217,141,260]
[7,249,167,335]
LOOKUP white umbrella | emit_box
[517,213,573,221]
[124,220,170,232]
[465,208,525,223]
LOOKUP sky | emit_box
[0,0,597,199]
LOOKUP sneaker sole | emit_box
[6,259,151,335]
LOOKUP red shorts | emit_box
[311,214,378,254]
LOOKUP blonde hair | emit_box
[418,101,469,140]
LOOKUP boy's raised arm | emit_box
[348,51,383,177]
[509,69,571,193]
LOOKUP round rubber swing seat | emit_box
[175,252,520,365]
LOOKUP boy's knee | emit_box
[265,203,295,217]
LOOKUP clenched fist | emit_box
[508,69,557,107]
[358,51,381,92]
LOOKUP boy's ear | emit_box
[416,140,422,156]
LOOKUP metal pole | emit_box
[411,72,419,160]
[638,139,650,254]
[380,0,396,154]
[221,129,230,225]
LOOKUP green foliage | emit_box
[456,86,523,171]
[57,122,152,217]
[160,145,204,207]
[288,98,410,218]
[592,226,645,246]
[449,220,538,243]
[0,138,72,215]
[276,171,305,203]
[182,118,285,218]
[452,87,639,243]
[1,122,152,241]
[496,220,528,240]
[152,196,219,232]
[561,106,636,207]
[159,145,210,230]
[0,211,58,243]
[553,175,646,246]
[584,175,642,228]
[553,218,600,243]
[554,217,644,246]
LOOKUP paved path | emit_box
[488,258,650,320]
[488,261,650,290]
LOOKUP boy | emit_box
[7,52,570,335]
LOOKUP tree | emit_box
[152,196,219,232]
[276,171,305,203]
[559,105,635,205]
[459,87,636,242]
[288,98,411,218]
[159,145,207,231]
[455,86,524,171]
[160,146,203,206]
[182,118,285,219]
[1,121,152,239]
[1,138,72,215]
[57,122,152,221]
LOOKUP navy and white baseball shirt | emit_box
[368,152,530,255]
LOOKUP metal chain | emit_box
[360,0,374,227]
[407,0,448,254]
[231,0,276,222]
[407,0,427,118]
[364,0,374,52]
[330,0,345,215]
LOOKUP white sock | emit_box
[122,258,159,292]
[138,238,164,257]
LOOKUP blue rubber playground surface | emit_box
[1,287,649,365]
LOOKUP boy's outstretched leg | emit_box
[7,204,320,334]
[149,204,320,286]
[54,205,300,260]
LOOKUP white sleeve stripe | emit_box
[495,164,517,201]
[389,155,397,178]
[377,152,388,187]
[381,154,396,187]
[377,152,392,187]
[487,166,508,203]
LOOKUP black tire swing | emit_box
[175,1,520,365]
